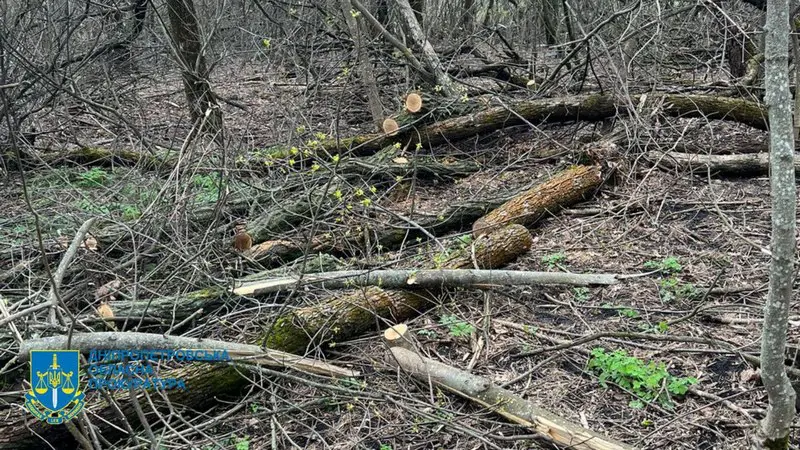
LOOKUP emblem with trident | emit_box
[34,353,75,409]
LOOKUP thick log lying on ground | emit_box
[473,165,602,237]
[319,93,769,155]
[234,269,618,297]
[261,224,533,353]
[386,345,633,450]
[647,150,800,176]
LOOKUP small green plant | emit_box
[76,168,111,187]
[379,445,393,450]
[438,315,475,338]
[587,347,698,409]
[573,287,590,302]
[192,173,222,203]
[643,257,682,274]
[76,199,111,215]
[541,252,566,269]
[232,435,249,450]
[120,204,141,221]
[658,277,699,303]
[416,328,438,339]
[619,308,639,319]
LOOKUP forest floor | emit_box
[1,56,798,450]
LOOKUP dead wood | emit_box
[473,165,603,237]
[647,150,800,176]
[261,224,533,353]
[233,268,619,297]
[19,332,357,378]
[385,344,633,450]
[318,93,769,156]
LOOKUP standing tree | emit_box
[758,0,797,447]
[164,0,223,143]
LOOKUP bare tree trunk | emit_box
[461,0,475,32]
[394,0,456,95]
[758,0,797,447]
[542,0,559,46]
[409,0,424,28]
[165,0,223,143]
[339,0,384,129]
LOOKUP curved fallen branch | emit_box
[385,338,633,450]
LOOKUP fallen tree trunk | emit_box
[647,150,800,176]
[318,93,769,155]
[261,224,534,353]
[234,269,619,297]
[385,342,633,450]
[473,165,602,237]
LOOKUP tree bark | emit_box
[646,150,800,176]
[339,0,384,130]
[473,165,602,237]
[757,0,797,446]
[165,0,223,142]
[394,0,456,94]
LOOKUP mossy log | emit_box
[473,165,602,237]
[317,93,769,155]
[261,224,533,353]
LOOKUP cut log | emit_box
[386,345,633,450]
[261,224,533,353]
[382,117,400,135]
[473,165,602,237]
[317,93,770,156]
[405,92,423,113]
[383,323,415,351]
[233,268,618,297]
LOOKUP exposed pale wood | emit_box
[405,92,423,113]
[383,323,414,351]
[233,269,618,297]
[383,117,400,135]
[387,346,633,450]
